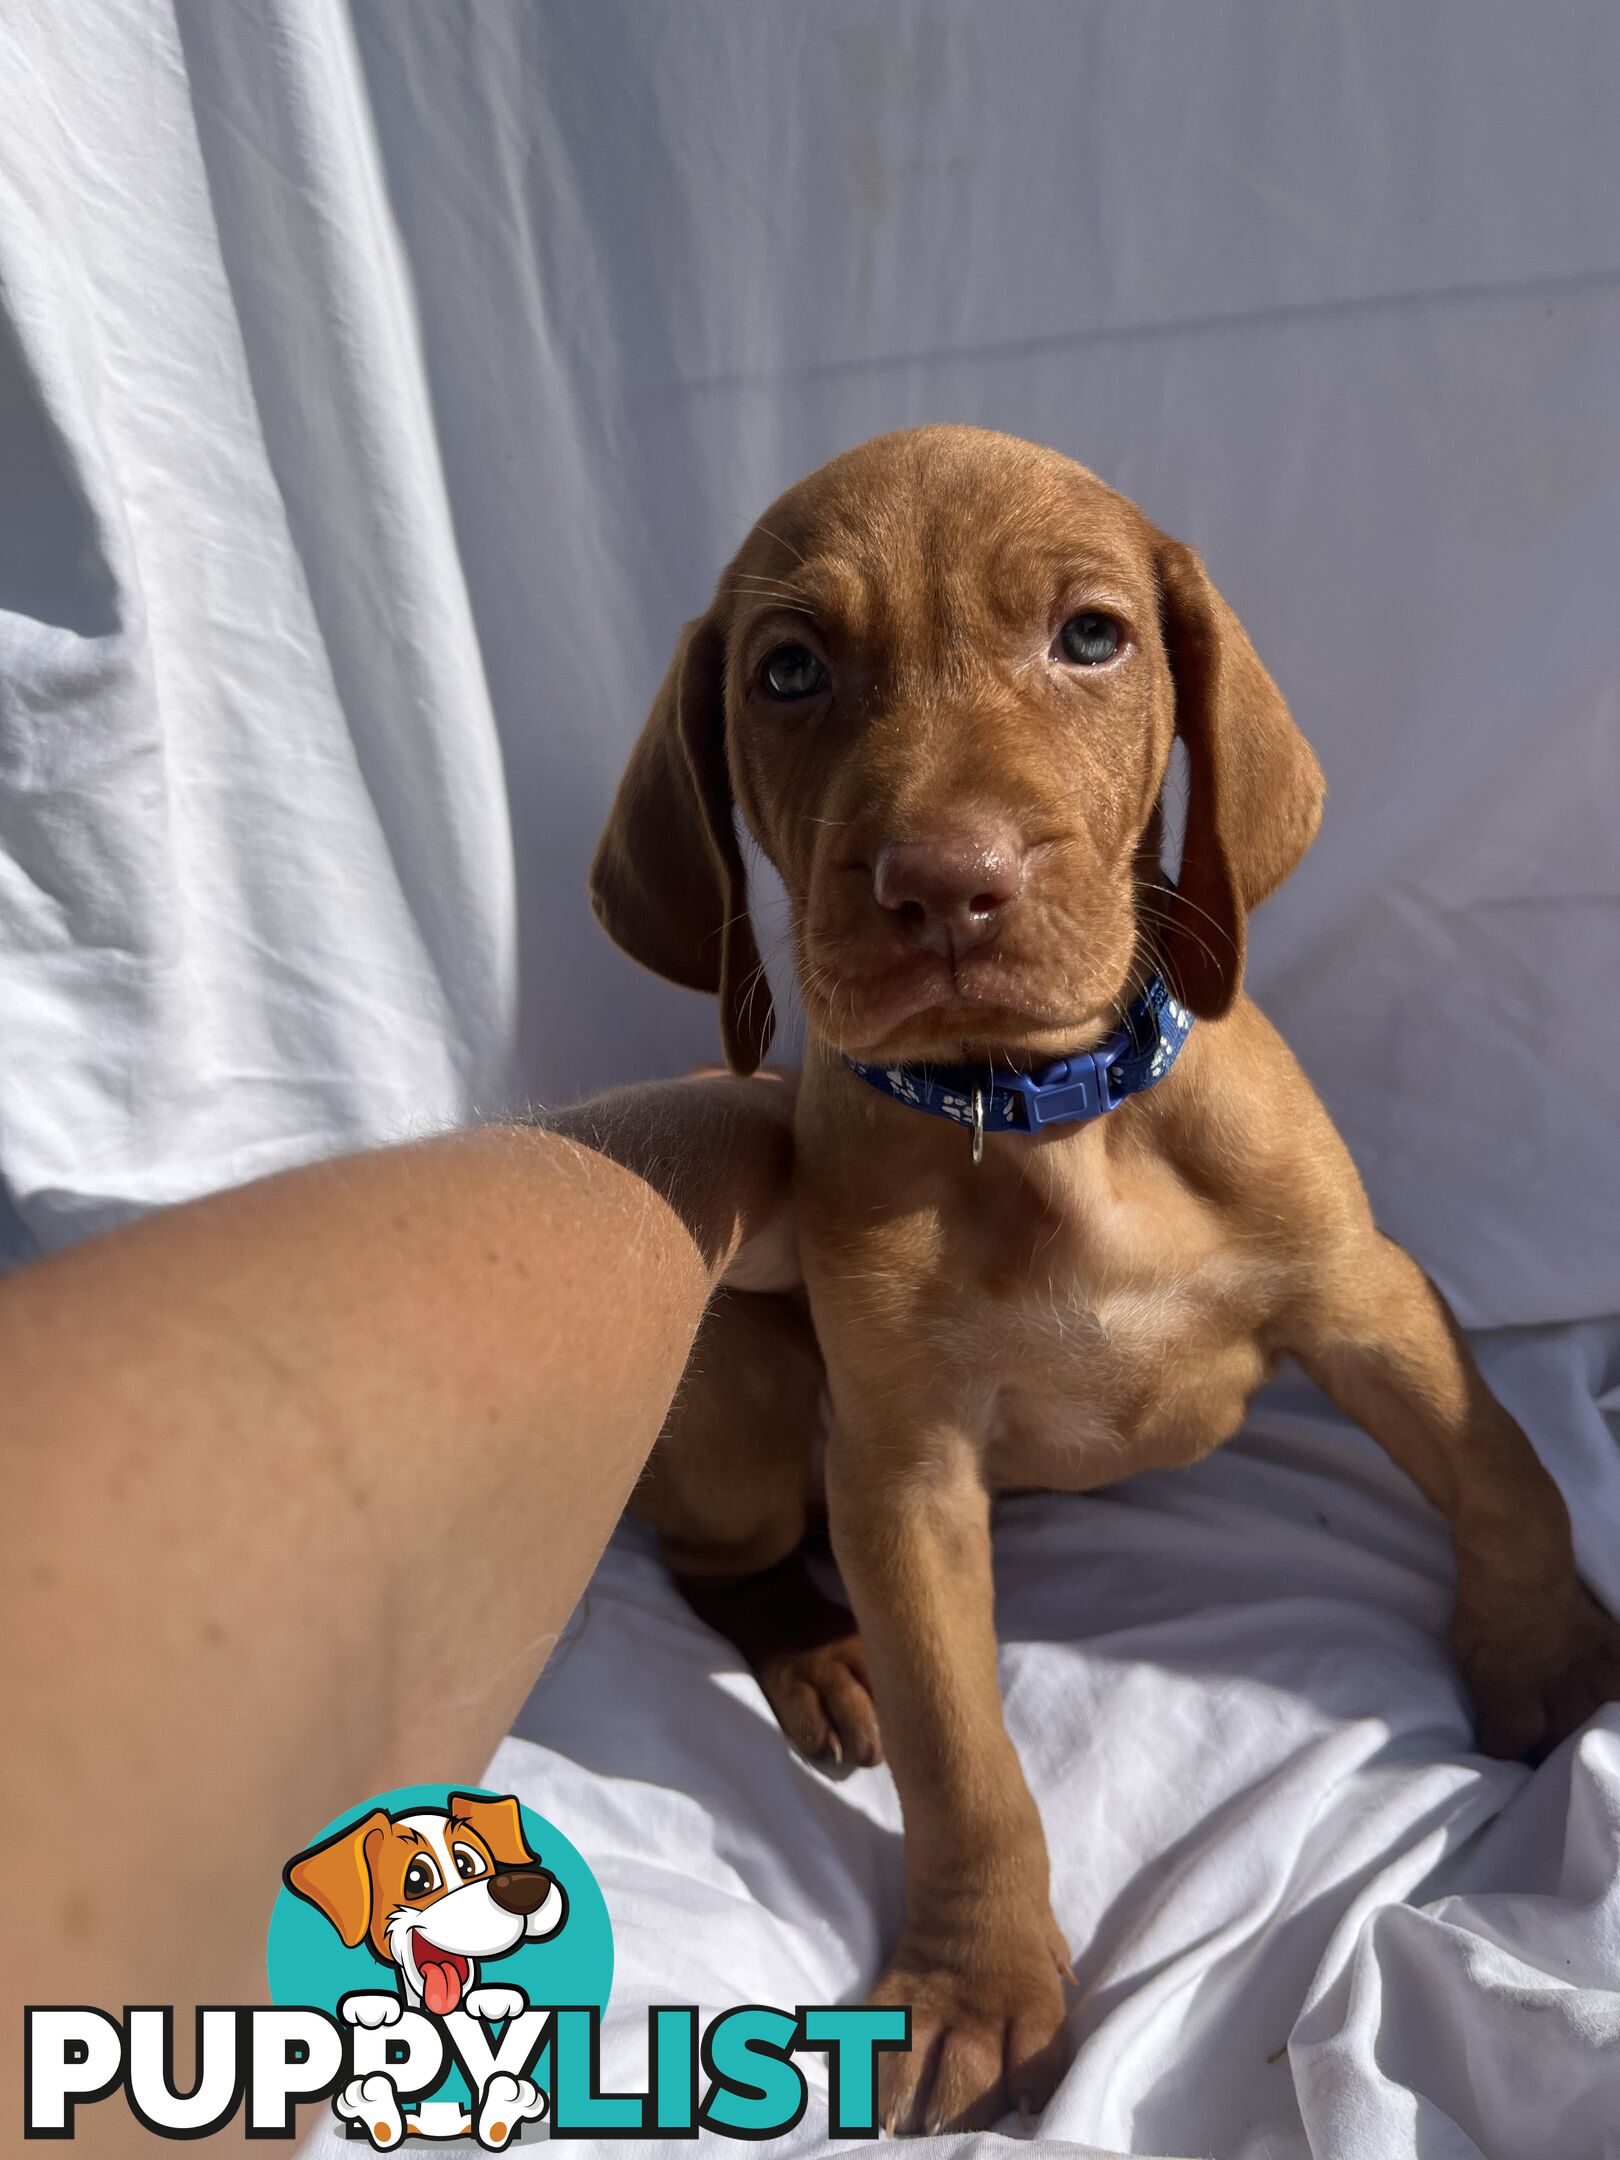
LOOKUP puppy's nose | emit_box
[872,828,1024,959]
[488,1868,554,1917]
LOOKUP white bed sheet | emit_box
[298,1333,1620,2160]
[4,5,1620,2155]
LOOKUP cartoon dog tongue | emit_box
[414,1942,466,2016]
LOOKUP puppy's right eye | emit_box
[761,644,828,701]
[403,1858,441,1899]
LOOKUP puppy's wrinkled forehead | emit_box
[726,429,1151,675]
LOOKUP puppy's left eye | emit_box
[451,1844,487,1883]
[1054,613,1122,666]
[761,644,828,700]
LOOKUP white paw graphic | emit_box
[464,1983,527,2022]
[476,2071,548,2149]
[335,2072,404,2149]
[340,1992,403,2029]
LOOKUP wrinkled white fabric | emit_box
[300,1342,1620,2160]
[3,4,1619,2155]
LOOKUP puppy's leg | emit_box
[826,1423,1070,2135]
[633,1288,880,1767]
[1297,1232,1620,1759]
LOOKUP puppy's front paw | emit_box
[465,1983,527,2023]
[339,1992,402,2029]
[1456,1586,1620,1761]
[870,1920,1072,2135]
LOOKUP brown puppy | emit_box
[591,426,1620,2134]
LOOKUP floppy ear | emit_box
[588,614,772,1073]
[283,1808,389,1949]
[448,1792,536,1870]
[1154,537,1324,1017]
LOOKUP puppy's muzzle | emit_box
[872,824,1026,962]
[488,1866,557,1917]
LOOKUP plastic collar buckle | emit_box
[1002,1047,1121,1131]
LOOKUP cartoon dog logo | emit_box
[285,1791,567,2146]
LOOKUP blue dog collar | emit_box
[844,975,1192,1157]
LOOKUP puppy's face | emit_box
[592,426,1324,1071]
[724,434,1173,1061]
[284,1792,566,2017]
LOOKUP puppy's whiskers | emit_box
[1140,875,1237,960]
[726,572,817,619]
[747,519,810,568]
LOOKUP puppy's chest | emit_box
[819,1148,1282,1482]
[975,1237,1276,1484]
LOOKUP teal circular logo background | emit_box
[267,1783,613,2019]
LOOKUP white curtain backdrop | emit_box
[3,6,1618,2156]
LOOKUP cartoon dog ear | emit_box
[283,1808,390,1949]
[448,1792,535,1870]
[1153,536,1325,1018]
[588,613,773,1074]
